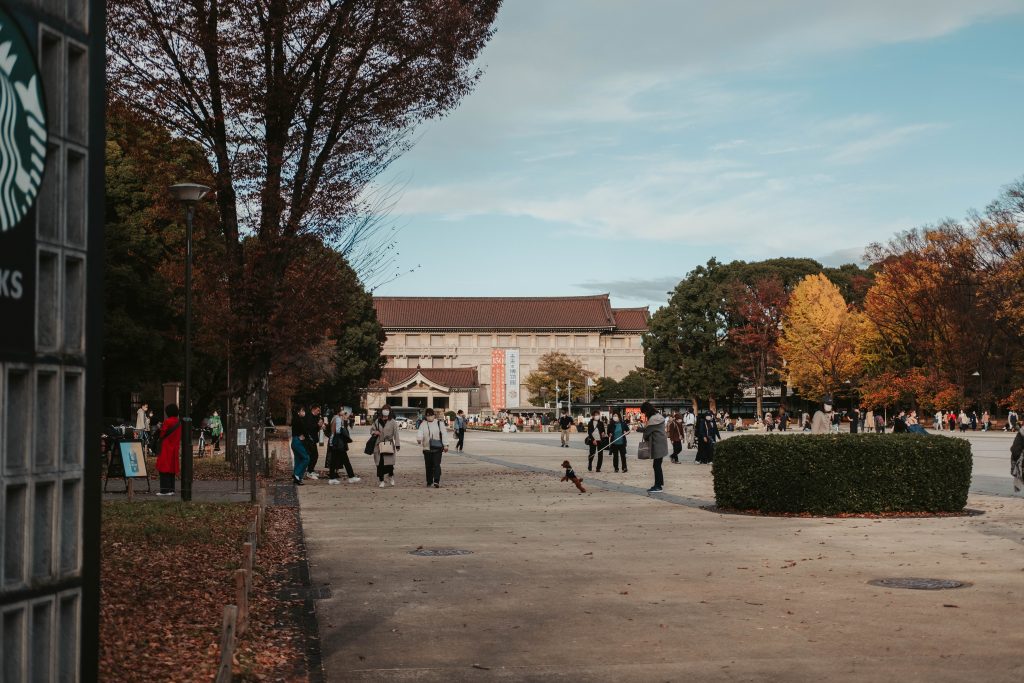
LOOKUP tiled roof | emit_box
[611,307,650,332]
[374,295,626,331]
[371,367,479,389]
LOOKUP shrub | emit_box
[712,434,972,514]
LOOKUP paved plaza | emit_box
[301,428,1024,682]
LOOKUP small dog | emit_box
[561,460,586,493]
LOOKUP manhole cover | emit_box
[868,578,970,590]
[409,548,473,557]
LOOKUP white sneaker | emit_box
[307,472,319,480]
[328,479,340,485]
[388,475,396,487]
[378,481,386,488]
[348,477,362,483]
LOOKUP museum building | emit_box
[362,295,648,415]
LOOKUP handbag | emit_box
[378,439,395,455]
[363,434,378,455]
[427,422,444,450]
[637,439,652,460]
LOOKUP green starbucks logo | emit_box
[0,9,47,232]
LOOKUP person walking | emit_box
[290,407,313,486]
[683,408,696,448]
[779,408,789,432]
[305,405,324,479]
[667,412,684,463]
[1011,423,1024,494]
[608,411,630,473]
[587,410,606,472]
[372,408,401,487]
[209,410,223,452]
[327,408,360,484]
[416,408,449,488]
[558,408,573,448]
[454,409,467,452]
[639,402,667,493]
[155,404,182,495]
[982,410,991,431]
[849,407,859,434]
[695,410,721,464]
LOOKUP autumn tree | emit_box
[726,277,786,417]
[107,1,502,450]
[524,352,595,407]
[777,274,865,398]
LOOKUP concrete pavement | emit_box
[300,427,1024,682]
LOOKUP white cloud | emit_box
[826,123,946,164]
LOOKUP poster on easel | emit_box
[118,441,148,478]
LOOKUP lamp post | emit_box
[971,370,983,410]
[169,183,212,502]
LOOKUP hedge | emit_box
[712,434,972,514]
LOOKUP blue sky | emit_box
[369,0,1024,310]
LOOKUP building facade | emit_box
[366,295,648,414]
[0,0,104,680]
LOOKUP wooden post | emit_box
[127,477,134,503]
[248,519,257,549]
[215,605,238,683]
[243,542,253,597]
[234,569,248,636]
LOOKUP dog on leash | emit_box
[561,460,586,493]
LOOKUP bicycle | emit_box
[195,427,211,458]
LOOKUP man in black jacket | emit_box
[558,408,573,448]
[305,405,324,479]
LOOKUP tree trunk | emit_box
[755,385,763,419]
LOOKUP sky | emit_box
[370,0,1024,311]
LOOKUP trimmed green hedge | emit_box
[712,434,972,514]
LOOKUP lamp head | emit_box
[169,183,212,204]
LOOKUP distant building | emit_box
[363,295,648,414]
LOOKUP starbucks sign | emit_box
[0,7,47,231]
[0,8,47,353]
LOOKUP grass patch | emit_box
[103,501,251,545]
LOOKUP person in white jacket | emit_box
[416,408,449,488]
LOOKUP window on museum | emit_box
[386,397,403,407]
[610,337,625,349]
[478,334,492,346]
[408,397,428,409]
[498,335,512,347]
[459,335,473,347]
[516,335,531,348]
[431,334,444,347]
[574,335,588,347]
[536,335,550,347]
[432,397,449,410]
[406,334,420,347]
[556,336,569,348]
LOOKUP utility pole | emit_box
[568,380,573,416]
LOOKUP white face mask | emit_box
[613,416,620,422]
[381,410,390,417]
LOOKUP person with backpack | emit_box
[454,409,468,452]
[155,404,182,496]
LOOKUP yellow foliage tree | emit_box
[778,274,865,398]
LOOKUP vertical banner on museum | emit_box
[490,348,506,410]
[505,348,520,408]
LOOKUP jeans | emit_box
[456,429,465,450]
[328,448,355,479]
[670,440,682,462]
[652,457,664,487]
[588,440,604,471]
[611,444,627,471]
[422,449,443,484]
[291,437,310,481]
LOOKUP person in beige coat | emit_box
[372,408,402,488]
[811,396,834,434]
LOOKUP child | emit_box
[561,460,586,493]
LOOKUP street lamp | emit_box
[169,183,212,502]
[971,370,983,410]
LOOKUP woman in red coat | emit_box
[156,404,182,496]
